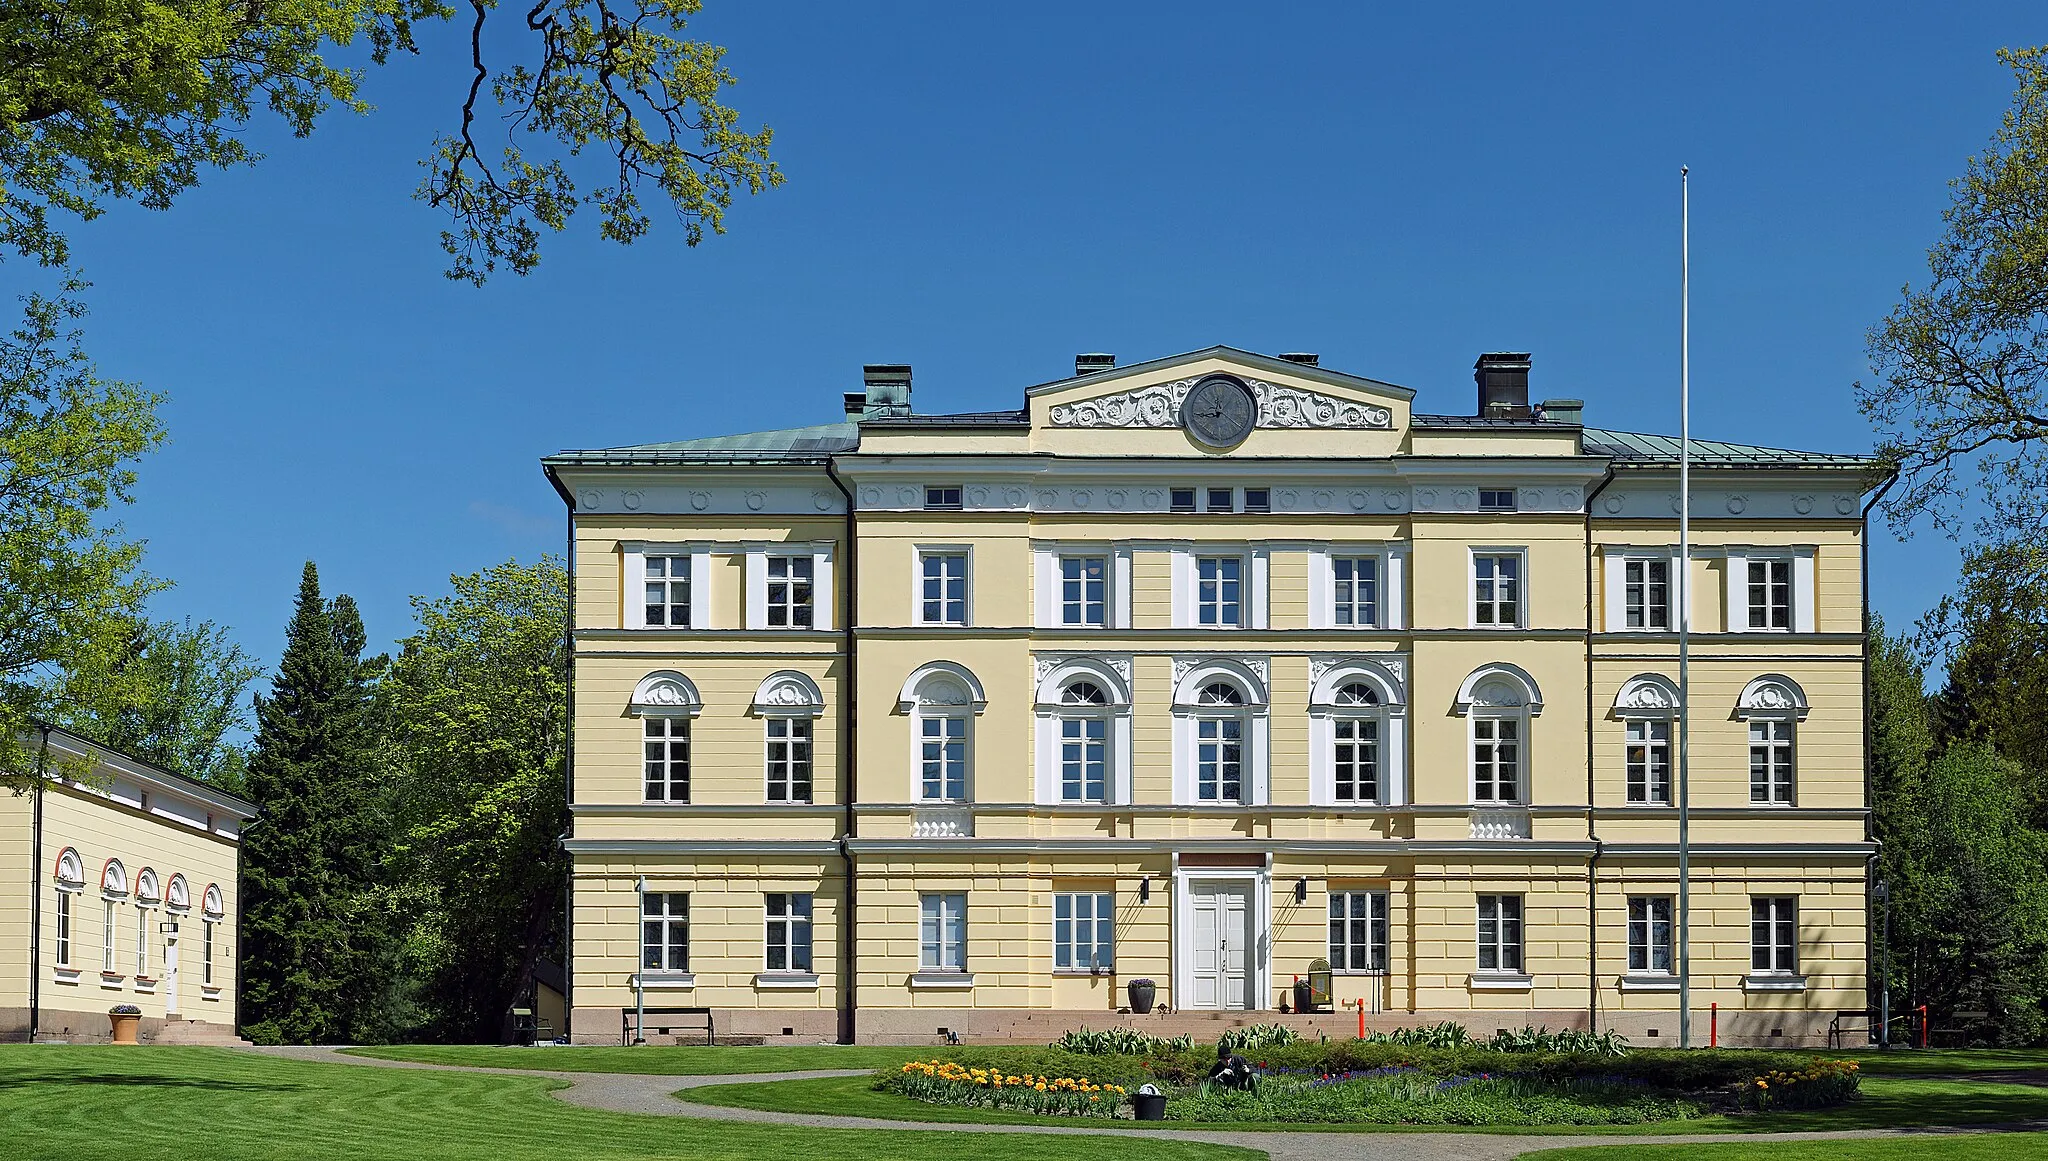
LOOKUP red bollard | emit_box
[1919,1005,1929,1049]
[1710,1002,1718,1048]
[1357,999,1364,1039]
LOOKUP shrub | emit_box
[1218,1023,1299,1053]
[1364,1020,1475,1048]
[1167,1070,1706,1125]
[1051,1027,1193,1055]
[1488,1026,1631,1057]
[1735,1058,1860,1111]
[889,1059,1127,1117]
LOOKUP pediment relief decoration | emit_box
[1048,377,1393,430]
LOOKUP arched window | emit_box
[101,858,127,898]
[52,849,84,971]
[166,874,190,912]
[631,671,702,804]
[1613,675,1680,805]
[201,885,225,991]
[1197,681,1244,706]
[135,868,160,905]
[54,848,84,889]
[901,663,986,803]
[1171,660,1270,807]
[754,671,824,805]
[1454,664,1543,806]
[133,868,159,979]
[99,858,125,975]
[1334,682,1379,706]
[1738,675,1808,806]
[1033,657,1133,806]
[202,885,225,919]
[1062,680,1108,706]
[1309,658,1408,807]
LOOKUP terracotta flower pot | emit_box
[110,1013,140,1045]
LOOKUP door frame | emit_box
[1172,862,1271,1011]
[162,917,181,1016]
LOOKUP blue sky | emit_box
[31,1,2043,669]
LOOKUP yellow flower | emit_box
[1090,1095,1100,1102]
[1035,1082,1047,1092]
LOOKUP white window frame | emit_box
[1170,660,1271,806]
[1748,719,1796,805]
[1328,889,1389,973]
[1750,896,1798,976]
[1196,555,1244,627]
[1308,659,1408,806]
[1470,714,1524,804]
[1034,544,1134,629]
[1469,547,1527,629]
[1723,546,1815,634]
[915,546,972,627]
[1170,545,1270,629]
[753,670,824,804]
[744,542,837,631]
[1033,658,1134,805]
[642,715,691,803]
[621,543,713,630]
[202,887,224,993]
[919,892,968,973]
[1627,895,1675,976]
[1452,664,1542,811]
[53,849,83,972]
[764,892,814,974]
[1052,890,1114,973]
[1602,547,1684,633]
[1308,545,1409,631]
[102,898,118,976]
[1476,894,1525,976]
[641,891,690,976]
[1736,674,1807,806]
[1625,719,1673,805]
[900,662,986,803]
[764,718,812,804]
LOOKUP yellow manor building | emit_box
[543,347,1882,1047]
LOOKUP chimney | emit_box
[1474,353,1532,419]
[1277,352,1320,367]
[856,363,912,419]
[1075,353,1116,377]
[1538,398,1584,425]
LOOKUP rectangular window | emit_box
[1749,720,1795,804]
[1332,556,1379,627]
[644,717,690,802]
[1334,718,1379,802]
[924,485,963,510]
[54,891,71,967]
[1053,891,1114,971]
[920,893,967,972]
[1479,489,1517,512]
[1196,717,1244,802]
[920,552,968,625]
[641,892,689,974]
[1243,488,1271,514]
[1060,717,1107,802]
[1624,558,1669,629]
[766,718,812,803]
[1060,556,1108,627]
[202,920,214,985]
[1472,717,1520,802]
[1748,559,1791,629]
[1328,890,1389,972]
[765,893,813,973]
[1205,487,1235,513]
[1751,897,1797,974]
[1477,894,1524,973]
[920,716,967,801]
[1625,720,1672,804]
[644,555,691,628]
[102,900,116,973]
[1473,553,1521,627]
[1628,896,1674,973]
[136,908,147,977]
[766,555,815,628]
[1196,556,1243,627]
[1170,488,1198,514]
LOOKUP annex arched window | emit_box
[52,849,84,971]
[1613,674,1680,805]
[202,884,225,919]
[1171,659,1270,807]
[1454,663,1543,805]
[165,874,190,913]
[630,670,701,804]
[1033,658,1133,806]
[1309,658,1409,807]
[1738,675,1808,806]
[101,858,127,898]
[754,670,825,805]
[54,848,84,890]
[901,662,986,803]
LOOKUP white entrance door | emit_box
[1187,881,1255,1010]
[163,923,180,1016]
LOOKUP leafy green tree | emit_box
[43,616,260,791]
[240,562,400,1044]
[386,557,568,1041]
[1921,542,2048,825]
[1,0,781,281]
[0,282,163,787]
[1860,47,2048,549]
[1866,616,1934,1034]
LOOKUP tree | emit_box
[386,557,567,1041]
[1,0,781,281]
[43,616,261,791]
[0,282,163,787]
[1860,47,2048,549]
[1921,542,2048,825]
[240,562,400,1044]
[1866,616,1935,1034]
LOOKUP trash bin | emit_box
[1132,1084,1168,1121]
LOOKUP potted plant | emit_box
[108,1004,141,1045]
[1127,978,1157,1014]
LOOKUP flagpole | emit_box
[1677,165,1694,1049]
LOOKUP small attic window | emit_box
[1243,488,1271,514]
[1170,488,1198,514]
[1479,489,1517,512]
[925,486,963,511]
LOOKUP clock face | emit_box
[1181,374,1258,448]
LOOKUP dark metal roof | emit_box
[1413,414,1583,430]
[861,409,1029,429]
[544,422,859,466]
[1582,427,1879,468]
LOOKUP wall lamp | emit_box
[1139,878,1151,903]
[1295,878,1309,904]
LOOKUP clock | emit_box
[1180,374,1258,448]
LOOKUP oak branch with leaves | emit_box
[0,0,780,281]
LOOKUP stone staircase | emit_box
[148,1018,254,1047]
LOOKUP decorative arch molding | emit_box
[1033,655,1133,708]
[165,874,190,912]
[135,867,161,904]
[1170,657,1271,708]
[752,670,825,716]
[1737,674,1809,720]
[1309,656,1408,709]
[630,670,703,717]
[202,884,225,919]
[1453,662,1545,716]
[897,661,988,714]
[101,858,127,897]
[1612,673,1682,719]
[54,848,84,889]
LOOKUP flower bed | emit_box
[1167,1067,1708,1125]
[890,1060,1128,1118]
[1736,1058,1861,1111]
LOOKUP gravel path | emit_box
[250,1045,2045,1161]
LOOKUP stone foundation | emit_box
[0,1006,248,1046]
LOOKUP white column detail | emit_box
[1307,546,1332,631]
[1602,548,1626,633]
[1724,546,1748,634]
[690,549,713,630]
[1384,546,1408,630]
[1250,548,1271,630]
[812,546,835,631]
[744,548,767,630]
[1113,544,1135,630]
[1793,546,1817,633]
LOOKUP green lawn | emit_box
[682,1073,2048,1136]
[346,1042,928,1075]
[0,1047,1255,1161]
[1824,1047,2048,1076]
[1518,1135,2048,1161]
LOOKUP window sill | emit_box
[754,972,820,990]
[200,986,223,1000]
[133,979,157,994]
[1618,974,1681,993]
[632,973,697,990]
[1467,973,1533,992]
[909,971,976,990]
[1051,970,1115,978]
[99,972,125,990]
[1744,974,1807,993]
[52,966,81,985]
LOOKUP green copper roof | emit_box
[1581,427,1878,468]
[544,422,859,465]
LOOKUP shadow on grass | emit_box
[0,1074,302,1093]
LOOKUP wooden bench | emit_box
[1827,1010,1873,1049]
[622,1006,714,1046]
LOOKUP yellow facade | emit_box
[2,726,256,1043]
[548,347,1880,1046]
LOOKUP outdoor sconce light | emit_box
[1139,878,1151,903]
[159,921,178,935]
[1295,878,1308,903]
